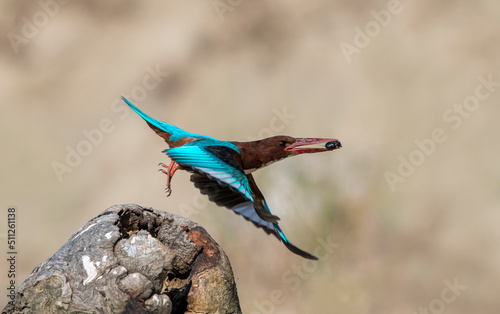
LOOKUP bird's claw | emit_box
[165,186,172,197]
[158,169,172,196]
[158,161,178,197]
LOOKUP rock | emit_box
[2,204,241,314]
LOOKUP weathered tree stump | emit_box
[2,204,241,314]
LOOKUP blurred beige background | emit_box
[1,0,500,313]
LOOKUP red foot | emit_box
[158,161,179,197]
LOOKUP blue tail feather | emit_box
[122,96,208,142]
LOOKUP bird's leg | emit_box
[158,161,179,197]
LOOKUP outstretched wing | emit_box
[190,168,318,260]
[247,173,318,260]
[190,172,275,233]
[165,141,280,223]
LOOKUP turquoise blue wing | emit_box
[166,143,253,201]
[172,141,280,223]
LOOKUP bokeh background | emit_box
[1,0,500,313]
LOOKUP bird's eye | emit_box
[279,141,287,147]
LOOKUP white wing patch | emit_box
[232,202,275,233]
[195,166,251,200]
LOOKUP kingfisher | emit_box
[122,97,341,260]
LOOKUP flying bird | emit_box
[122,97,341,260]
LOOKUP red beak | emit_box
[285,138,342,154]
